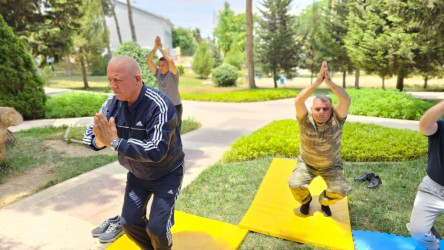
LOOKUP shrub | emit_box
[330,89,436,120]
[222,120,427,163]
[181,88,299,102]
[212,64,238,87]
[114,42,157,88]
[224,45,244,70]
[45,93,109,118]
[0,15,46,120]
[90,54,109,76]
[192,42,213,78]
[177,65,185,75]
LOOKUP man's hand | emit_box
[314,61,327,85]
[155,36,162,49]
[93,113,118,148]
[323,61,333,85]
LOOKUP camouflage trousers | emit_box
[287,156,352,206]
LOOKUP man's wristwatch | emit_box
[110,138,121,151]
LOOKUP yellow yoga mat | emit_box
[107,211,248,250]
[239,158,354,250]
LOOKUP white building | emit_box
[106,0,175,57]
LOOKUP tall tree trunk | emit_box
[382,77,385,90]
[342,71,346,88]
[100,0,112,58]
[246,0,256,89]
[65,55,74,76]
[424,74,428,89]
[396,74,404,92]
[79,54,89,89]
[354,68,360,89]
[108,0,122,44]
[126,0,137,42]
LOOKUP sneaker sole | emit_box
[99,231,124,243]
[92,232,103,237]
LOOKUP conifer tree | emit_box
[192,42,213,79]
[0,15,46,119]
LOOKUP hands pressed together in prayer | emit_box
[93,113,118,148]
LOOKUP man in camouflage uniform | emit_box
[288,61,352,217]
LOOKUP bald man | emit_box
[83,56,184,249]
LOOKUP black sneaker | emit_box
[91,215,120,237]
[367,176,382,189]
[300,197,312,215]
[431,226,442,240]
[321,205,332,217]
[354,173,375,182]
[99,221,124,243]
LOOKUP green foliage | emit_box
[223,120,427,163]
[181,88,299,102]
[294,0,328,80]
[0,0,82,60]
[177,65,185,75]
[256,0,300,88]
[331,88,436,120]
[213,2,246,55]
[224,45,244,70]
[344,0,444,91]
[45,93,108,118]
[313,1,353,80]
[172,27,197,56]
[192,42,213,78]
[0,15,46,120]
[211,64,238,87]
[90,54,110,76]
[73,0,108,81]
[114,42,157,87]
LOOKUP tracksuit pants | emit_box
[407,175,444,250]
[121,165,183,250]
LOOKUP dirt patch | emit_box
[44,140,116,157]
[0,140,116,208]
[0,163,57,207]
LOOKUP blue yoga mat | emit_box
[353,230,444,250]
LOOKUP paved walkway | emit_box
[0,90,440,250]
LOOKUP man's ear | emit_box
[135,74,142,83]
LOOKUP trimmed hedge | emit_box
[223,119,427,163]
[331,88,436,120]
[45,93,109,118]
[181,89,299,102]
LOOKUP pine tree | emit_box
[256,0,299,88]
[314,1,353,88]
[192,42,213,79]
[0,14,46,119]
[344,0,444,91]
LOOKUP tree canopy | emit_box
[0,0,83,62]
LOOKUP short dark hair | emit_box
[158,57,167,62]
[313,94,332,105]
